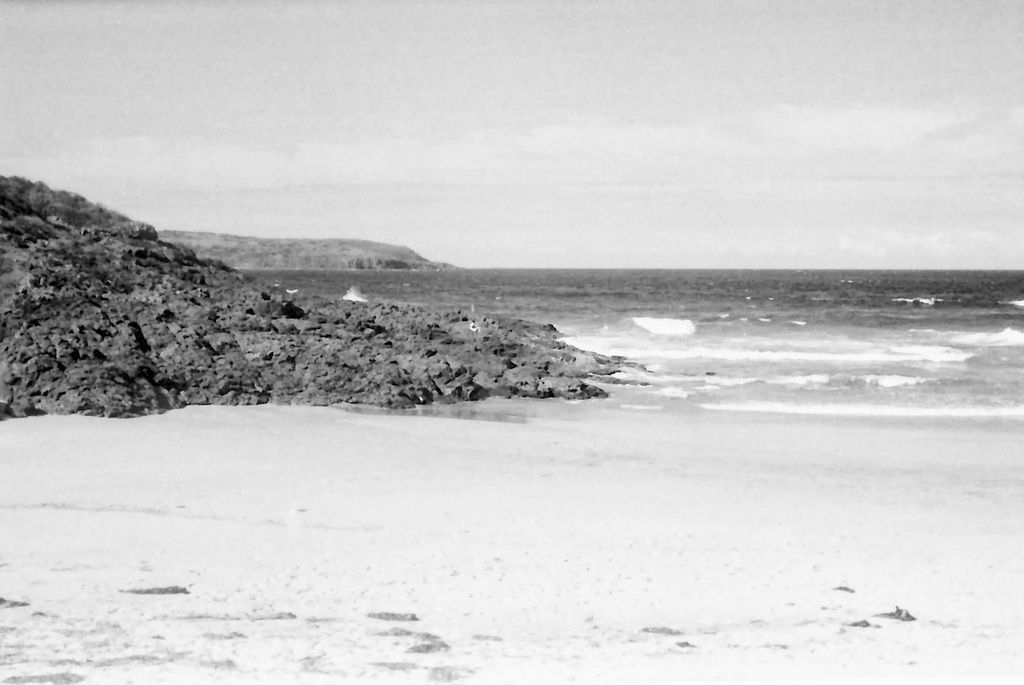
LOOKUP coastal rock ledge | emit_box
[0,176,625,418]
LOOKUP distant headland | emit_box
[161,230,457,271]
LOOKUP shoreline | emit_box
[2,402,1023,682]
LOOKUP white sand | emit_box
[1,402,1023,684]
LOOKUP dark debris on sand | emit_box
[641,626,685,636]
[0,597,30,609]
[407,641,451,654]
[120,586,189,595]
[876,606,916,621]
[368,612,420,622]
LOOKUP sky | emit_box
[1,0,1022,268]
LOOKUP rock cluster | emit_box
[0,176,625,419]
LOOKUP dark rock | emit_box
[406,641,450,653]
[675,641,697,648]
[847,620,873,628]
[0,175,630,418]
[121,586,189,595]
[471,634,503,641]
[368,612,419,622]
[876,606,916,622]
[641,626,685,636]
[251,612,297,620]
[833,586,855,593]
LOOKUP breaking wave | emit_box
[631,317,696,336]
[892,297,943,306]
[951,327,1024,347]
[569,344,972,364]
[700,402,1024,418]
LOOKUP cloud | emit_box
[5,105,1021,194]
[747,105,967,151]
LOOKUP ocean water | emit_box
[250,269,1024,420]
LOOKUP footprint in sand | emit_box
[377,627,443,641]
[428,666,474,682]
[372,662,419,672]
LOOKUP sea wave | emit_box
[689,373,928,388]
[1000,300,1024,308]
[700,401,1024,418]
[565,342,973,364]
[892,297,943,306]
[631,317,696,336]
[654,387,692,398]
[951,327,1024,347]
[620,404,664,411]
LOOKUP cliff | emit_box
[161,230,455,271]
[0,175,623,418]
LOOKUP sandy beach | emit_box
[2,402,1023,684]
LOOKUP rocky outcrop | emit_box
[0,176,625,419]
[160,231,455,271]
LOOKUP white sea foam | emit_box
[583,345,972,364]
[707,377,760,387]
[892,297,943,306]
[1000,300,1024,308]
[620,404,664,411]
[951,327,1024,347]
[698,373,928,388]
[342,286,367,302]
[701,402,1024,418]
[788,321,808,326]
[631,317,696,336]
[654,387,691,398]
[757,317,771,323]
[861,374,929,388]
[775,374,831,386]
